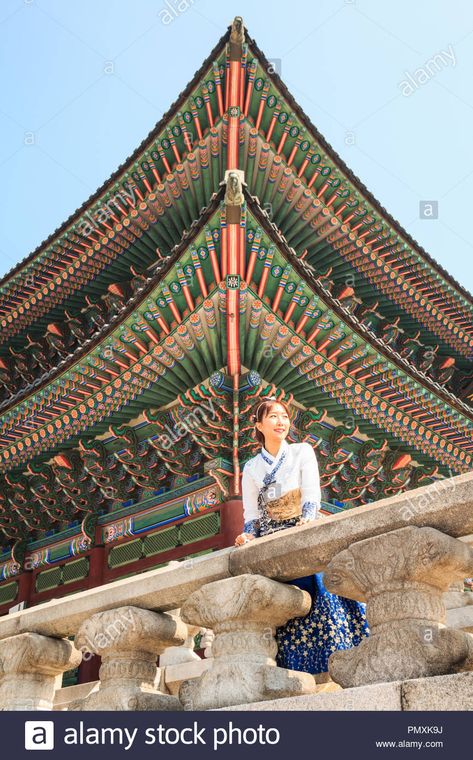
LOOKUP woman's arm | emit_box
[300,443,322,521]
[241,465,261,537]
[235,464,261,545]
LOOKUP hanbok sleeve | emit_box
[299,443,321,520]
[241,463,261,537]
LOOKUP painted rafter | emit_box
[0,367,446,542]
[0,30,232,333]
[1,192,473,481]
[242,198,473,446]
[0,127,227,354]
[240,124,473,364]
[236,380,438,507]
[1,17,472,380]
[0,199,225,424]
[240,291,472,473]
[0,375,240,538]
[0,17,472,564]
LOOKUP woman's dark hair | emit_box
[251,398,291,446]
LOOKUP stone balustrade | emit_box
[179,574,318,709]
[324,526,473,687]
[0,633,81,710]
[0,471,472,711]
[72,606,187,710]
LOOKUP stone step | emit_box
[217,672,473,711]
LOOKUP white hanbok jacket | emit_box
[241,439,321,536]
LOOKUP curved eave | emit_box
[1,199,471,480]
[0,125,226,355]
[0,194,222,421]
[239,126,473,365]
[1,189,472,475]
[248,194,473,425]
[0,28,230,306]
[245,34,473,346]
[3,22,472,365]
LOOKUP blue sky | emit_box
[1,0,473,294]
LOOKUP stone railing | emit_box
[0,472,472,711]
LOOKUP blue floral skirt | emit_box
[275,572,369,674]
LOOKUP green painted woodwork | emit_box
[0,581,18,606]
[107,512,220,569]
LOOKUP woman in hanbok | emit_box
[235,397,369,675]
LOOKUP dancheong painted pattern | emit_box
[0,17,472,619]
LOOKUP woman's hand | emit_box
[234,532,256,547]
[299,515,328,525]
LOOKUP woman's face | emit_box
[256,403,290,445]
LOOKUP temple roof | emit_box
[1,16,472,549]
[0,188,465,541]
[249,34,473,322]
[0,22,472,369]
[0,189,472,477]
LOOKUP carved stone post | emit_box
[74,606,187,710]
[159,614,200,666]
[0,633,81,710]
[160,622,208,698]
[200,628,214,658]
[324,526,473,688]
[179,573,316,710]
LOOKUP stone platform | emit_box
[218,672,473,711]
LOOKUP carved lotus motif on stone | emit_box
[0,632,81,677]
[179,574,314,709]
[325,527,473,601]
[0,632,81,711]
[329,623,473,688]
[181,574,311,628]
[72,607,187,711]
[325,526,473,688]
[75,606,187,656]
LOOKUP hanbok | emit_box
[241,439,369,674]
